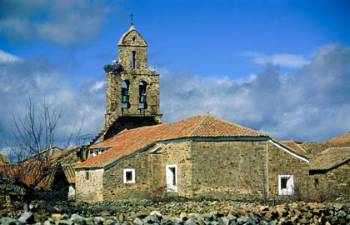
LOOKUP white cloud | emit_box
[0,0,114,45]
[0,49,20,63]
[243,51,310,68]
[162,44,350,141]
[0,53,104,152]
[0,43,349,158]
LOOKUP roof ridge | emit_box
[90,116,203,148]
[189,115,209,136]
[212,115,266,136]
[78,114,271,169]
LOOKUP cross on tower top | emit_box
[130,13,134,26]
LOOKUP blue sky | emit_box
[2,0,350,78]
[0,0,350,150]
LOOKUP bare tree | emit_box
[2,98,62,211]
[0,97,91,210]
[12,97,61,161]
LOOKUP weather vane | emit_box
[130,13,134,26]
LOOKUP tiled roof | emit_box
[303,133,350,158]
[281,140,308,157]
[310,147,350,171]
[302,141,350,158]
[75,115,267,169]
[0,147,81,188]
[327,132,350,144]
[0,161,52,189]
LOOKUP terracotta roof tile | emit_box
[0,162,50,188]
[302,141,350,158]
[281,140,308,157]
[310,147,350,171]
[327,132,350,144]
[0,147,81,188]
[75,115,267,169]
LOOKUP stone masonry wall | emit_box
[102,142,193,200]
[105,72,160,122]
[118,29,148,73]
[104,28,161,134]
[75,169,104,202]
[309,161,350,201]
[267,142,309,200]
[118,46,148,73]
[103,151,153,200]
[191,141,269,199]
[151,142,193,197]
[76,140,315,202]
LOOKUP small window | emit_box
[314,178,319,190]
[131,51,136,70]
[85,171,90,180]
[278,175,294,195]
[281,177,288,189]
[170,167,176,185]
[123,168,135,183]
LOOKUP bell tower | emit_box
[101,25,162,140]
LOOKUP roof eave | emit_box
[269,139,309,162]
[310,158,350,172]
[76,135,271,170]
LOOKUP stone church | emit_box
[90,25,162,144]
[74,25,312,202]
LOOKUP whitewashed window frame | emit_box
[278,175,294,195]
[166,164,178,192]
[123,168,135,184]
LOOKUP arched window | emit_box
[138,81,147,109]
[121,80,130,109]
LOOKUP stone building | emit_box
[74,115,309,202]
[302,132,350,200]
[309,147,350,201]
[49,147,81,200]
[73,25,312,203]
[0,147,81,201]
[301,132,350,158]
[73,25,350,203]
[90,25,162,144]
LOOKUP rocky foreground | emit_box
[0,201,349,225]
